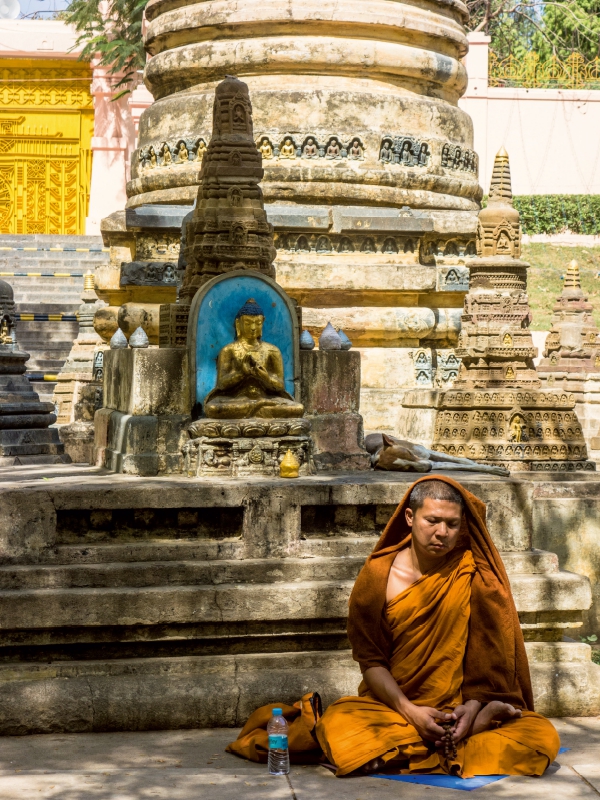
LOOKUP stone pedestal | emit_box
[94,348,190,475]
[185,418,313,477]
[300,350,370,470]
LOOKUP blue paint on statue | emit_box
[195,274,296,412]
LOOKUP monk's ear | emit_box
[382,434,395,449]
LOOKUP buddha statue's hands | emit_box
[243,353,270,385]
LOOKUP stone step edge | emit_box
[0,549,559,569]
[0,643,593,683]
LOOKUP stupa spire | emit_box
[564,259,582,290]
[476,147,521,258]
[488,146,513,204]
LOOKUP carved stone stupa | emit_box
[0,280,69,466]
[432,149,594,472]
[537,259,600,458]
[179,76,276,304]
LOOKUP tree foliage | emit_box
[466,0,600,61]
[63,0,148,97]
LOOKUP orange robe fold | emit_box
[316,549,559,777]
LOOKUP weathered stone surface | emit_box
[0,465,596,732]
[309,413,371,471]
[300,351,360,414]
[433,151,593,472]
[104,349,190,416]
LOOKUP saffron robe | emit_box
[316,547,560,776]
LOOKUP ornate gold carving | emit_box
[0,60,93,234]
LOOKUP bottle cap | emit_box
[272,707,282,715]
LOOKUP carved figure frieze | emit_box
[135,234,181,261]
[274,233,420,256]
[410,348,433,385]
[120,261,178,286]
[253,134,365,161]
[441,143,478,174]
[379,135,431,167]
[138,137,209,170]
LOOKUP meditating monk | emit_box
[227,476,560,779]
[316,476,560,777]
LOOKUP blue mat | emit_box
[372,748,570,792]
[372,774,507,792]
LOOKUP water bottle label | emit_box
[268,734,288,750]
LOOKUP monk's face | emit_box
[405,498,462,560]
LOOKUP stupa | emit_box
[53,271,106,463]
[432,149,594,472]
[97,77,368,475]
[537,260,600,460]
[96,0,482,433]
[0,280,69,466]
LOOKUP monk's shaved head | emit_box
[408,480,464,513]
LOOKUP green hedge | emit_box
[482,195,600,235]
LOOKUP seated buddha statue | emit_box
[204,298,304,420]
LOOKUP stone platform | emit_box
[0,720,598,799]
[0,464,599,735]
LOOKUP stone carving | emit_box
[539,260,600,377]
[188,418,310,439]
[135,233,180,261]
[183,432,313,478]
[432,149,593,472]
[366,433,509,476]
[435,351,462,387]
[476,147,520,259]
[203,298,304,419]
[441,143,478,173]
[180,76,276,302]
[438,265,470,291]
[379,135,431,166]
[254,134,365,160]
[138,137,208,169]
[120,261,178,286]
[411,348,433,385]
[92,350,104,382]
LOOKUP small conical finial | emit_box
[83,270,94,292]
[563,259,581,290]
[489,148,513,204]
[280,449,300,478]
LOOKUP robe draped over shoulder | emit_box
[316,544,559,776]
[347,475,534,710]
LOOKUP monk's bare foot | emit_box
[471,701,522,736]
[360,757,385,774]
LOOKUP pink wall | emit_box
[460,33,600,196]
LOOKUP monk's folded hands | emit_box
[449,700,483,744]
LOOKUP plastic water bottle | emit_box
[267,707,290,775]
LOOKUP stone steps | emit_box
[0,234,108,381]
[0,569,587,630]
[0,556,366,591]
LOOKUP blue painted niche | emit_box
[189,272,298,414]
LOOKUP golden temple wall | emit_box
[0,58,93,235]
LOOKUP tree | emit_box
[63,0,148,97]
[466,0,600,61]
